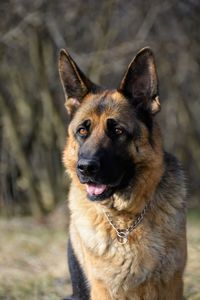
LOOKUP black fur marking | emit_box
[66,238,90,300]
[96,99,107,115]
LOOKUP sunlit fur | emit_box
[60,48,187,300]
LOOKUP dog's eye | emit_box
[107,119,125,138]
[114,127,123,135]
[77,127,88,137]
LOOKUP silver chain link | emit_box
[103,202,149,243]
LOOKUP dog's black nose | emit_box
[77,158,100,175]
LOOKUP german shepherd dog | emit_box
[58,47,187,300]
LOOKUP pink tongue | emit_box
[86,184,107,196]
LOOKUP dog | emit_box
[58,47,187,300]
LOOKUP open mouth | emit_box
[85,183,115,201]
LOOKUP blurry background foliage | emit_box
[0,0,200,216]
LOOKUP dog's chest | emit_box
[90,240,151,295]
[73,212,162,294]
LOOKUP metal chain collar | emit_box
[103,203,149,244]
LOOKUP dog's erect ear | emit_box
[119,47,160,114]
[59,49,96,115]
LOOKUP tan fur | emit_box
[63,91,186,300]
[59,49,187,299]
[68,186,186,299]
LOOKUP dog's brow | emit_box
[96,101,106,115]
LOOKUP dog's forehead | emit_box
[74,90,133,123]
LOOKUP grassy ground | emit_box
[0,208,199,300]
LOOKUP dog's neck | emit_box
[107,162,164,215]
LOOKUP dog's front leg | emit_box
[163,272,184,300]
[91,279,112,300]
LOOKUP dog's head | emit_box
[59,48,163,203]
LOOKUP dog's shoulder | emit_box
[152,152,187,240]
[159,152,187,203]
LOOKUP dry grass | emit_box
[184,211,200,300]
[0,209,199,300]
[0,215,71,300]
